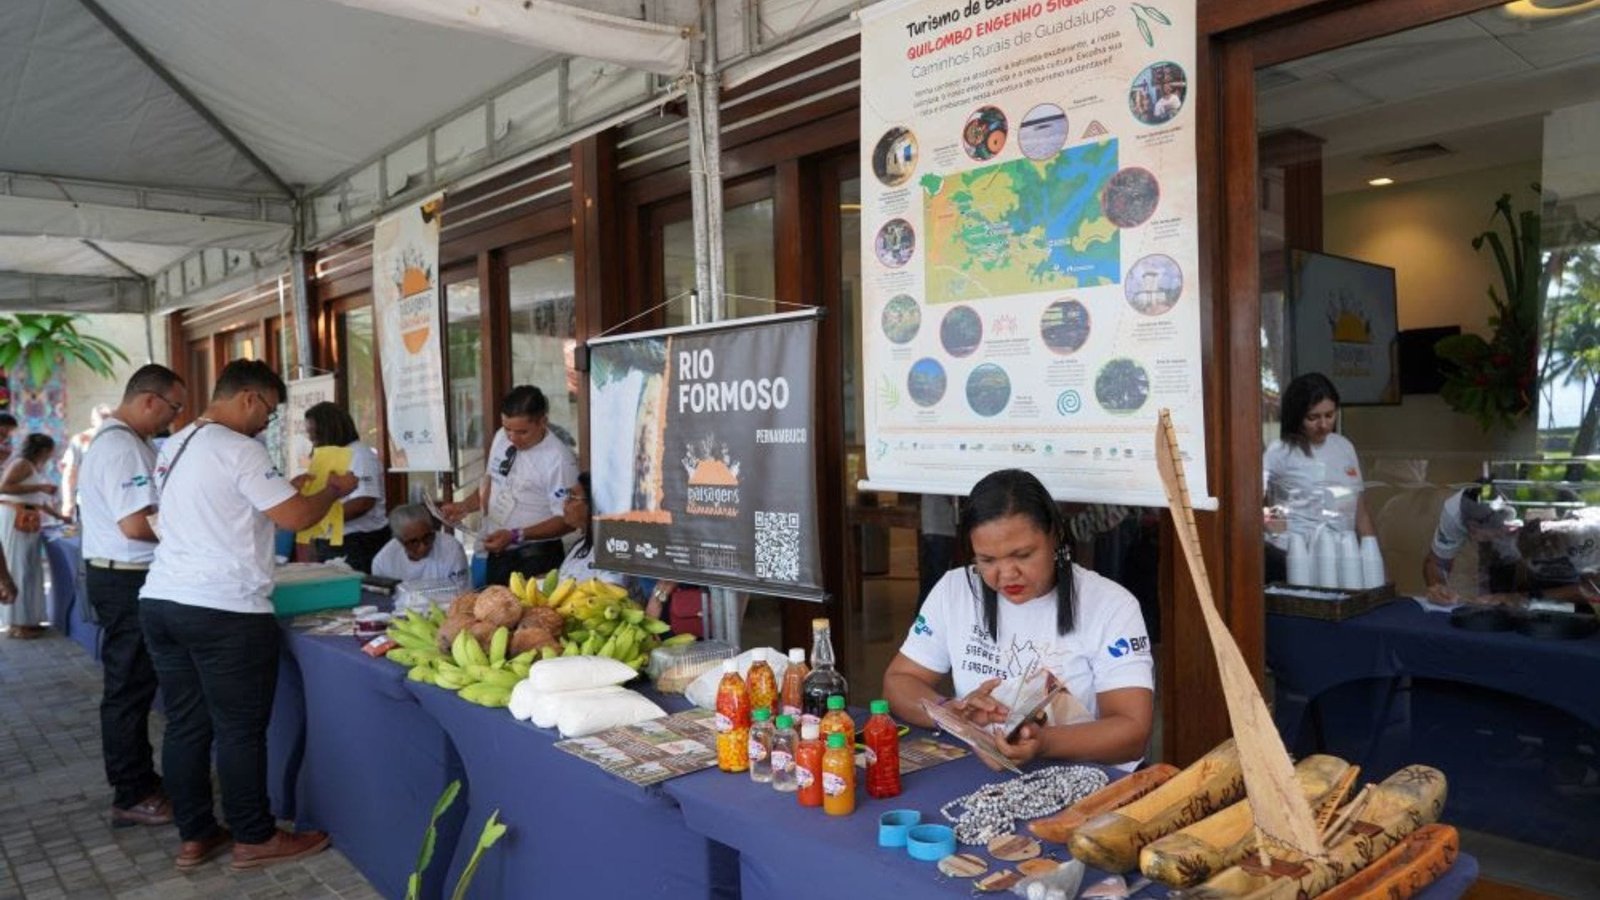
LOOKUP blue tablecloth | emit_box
[1268,600,1600,738]
[664,742,1476,899]
[281,628,466,900]
[267,643,306,822]
[405,681,739,900]
[41,532,101,659]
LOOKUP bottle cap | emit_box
[788,648,805,663]
[826,732,847,748]
[801,722,820,740]
[722,659,736,673]
[753,707,771,722]
[827,695,845,710]
[812,617,830,631]
[775,714,793,729]
[870,699,890,715]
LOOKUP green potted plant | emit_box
[1435,192,1544,431]
[0,313,129,386]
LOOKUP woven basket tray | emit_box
[1265,582,1396,621]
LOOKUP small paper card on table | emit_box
[553,708,720,787]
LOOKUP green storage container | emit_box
[271,567,364,617]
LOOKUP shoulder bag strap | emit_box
[158,422,212,493]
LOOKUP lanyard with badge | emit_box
[486,443,520,526]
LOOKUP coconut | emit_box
[518,606,564,635]
[437,609,475,653]
[510,625,558,657]
[447,591,479,618]
[473,585,523,628]
[467,620,501,651]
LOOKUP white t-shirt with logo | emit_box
[484,428,579,535]
[141,422,298,614]
[372,531,469,586]
[1262,433,1364,551]
[79,420,160,564]
[343,440,388,534]
[899,565,1153,766]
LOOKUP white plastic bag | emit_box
[525,655,637,693]
[529,685,627,729]
[683,647,789,710]
[508,679,540,722]
[556,689,667,738]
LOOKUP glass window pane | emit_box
[340,307,379,447]
[662,199,777,326]
[446,279,484,498]
[509,254,580,452]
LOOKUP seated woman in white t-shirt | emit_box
[1262,372,1375,583]
[371,504,468,587]
[555,473,624,587]
[883,468,1154,771]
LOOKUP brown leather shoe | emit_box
[230,829,330,870]
[174,828,232,870]
[111,792,173,828]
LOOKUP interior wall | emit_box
[62,313,170,434]
[1324,159,1541,461]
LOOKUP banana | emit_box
[459,684,512,708]
[451,631,475,668]
[475,668,522,690]
[510,571,529,604]
[489,626,509,667]
[511,658,534,677]
[622,607,645,625]
[434,669,471,690]
[387,648,439,668]
[567,628,590,643]
[597,634,618,658]
[612,629,637,663]
[625,654,650,670]
[429,605,446,626]
[562,641,581,657]
[581,633,603,655]
[662,633,697,647]
[547,578,577,607]
[407,665,436,684]
[642,618,671,635]
[463,631,490,668]
[541,570,559,596]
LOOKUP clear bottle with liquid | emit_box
[779,648,808,721]
[748,707,774,784]
[801,618,848,727]
[770,714,798,793]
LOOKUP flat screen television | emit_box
[1287,249,1400,405]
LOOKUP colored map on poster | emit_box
[921,140,1120,304]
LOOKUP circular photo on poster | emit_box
[1128,61,1188,126]
[1095,358,1151,413]
[881,294,921,344]
[875,218,916,268]
[1039,299,1091,355]
[966,364,1012,417]
[940,305,983,358]
[1102,167,1160,228]
[872,126,920,187]
[1124,254,1183,316]
[908,358,948,407]
[1019,103,1068,160]
[962,105,1009,161]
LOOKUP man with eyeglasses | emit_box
[440,384,577,586]
[372,503,468,587]
[140,360,357,871]
[78,365,187,830]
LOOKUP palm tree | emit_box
[0,313,129,387]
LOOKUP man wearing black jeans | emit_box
[78,364,187,828]
[139,361,356,871]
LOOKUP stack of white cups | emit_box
[1314,529,1340,589]
[1338,532,1364,589]
[1285,533,1312,585]
[1360,535,1386,589]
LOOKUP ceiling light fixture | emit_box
[1502,0,1600,20]
[1368,177,1395,187]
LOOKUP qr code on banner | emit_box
[754,510,802,581]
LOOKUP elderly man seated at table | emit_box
[371,504,468,588]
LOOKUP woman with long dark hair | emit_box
[1,434,64,638]
[303,402,388,573]
[883,469,1154,770]
[1263,372,1374,582]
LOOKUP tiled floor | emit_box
[0,630,380,900]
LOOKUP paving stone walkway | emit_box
[0,630,381,900]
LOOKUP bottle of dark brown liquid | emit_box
[800,617,847,728]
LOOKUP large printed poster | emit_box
[589,313,825,601]
[372,193,450,472]
[859,0,1211,507]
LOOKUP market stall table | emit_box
[663,737,1478,899]
[278,625,466,900]
[405,681,739,900]
[41,530,100,659]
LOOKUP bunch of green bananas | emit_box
[561,596,691,670]
[386,611,533,709]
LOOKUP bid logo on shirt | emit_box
[1107,636,1149,658]
[912,615,933,637]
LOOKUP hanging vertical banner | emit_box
[588,311,826,602]
[285,374,336,477]
[372,193,450,472]
[858,0,1212,508]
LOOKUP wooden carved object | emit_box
[1029,763,1180,845]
